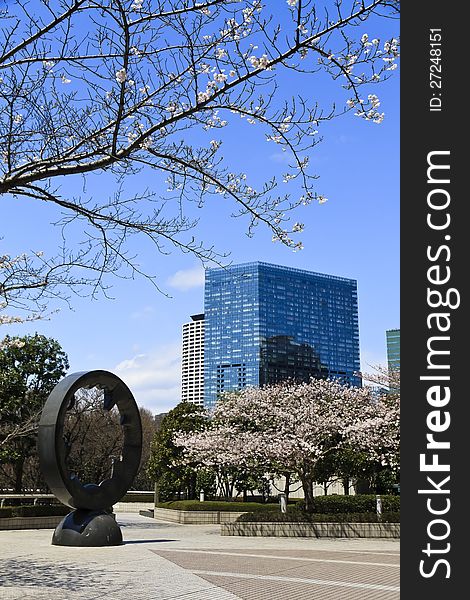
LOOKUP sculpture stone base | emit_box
[52,509,123,547]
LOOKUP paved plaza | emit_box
[0,513,400,599]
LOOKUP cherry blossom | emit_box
[0,0,399,310]
[175,378,399,510]
[131,0,144,11]
[115,68,127,83]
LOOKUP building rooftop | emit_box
[206,261,356,284]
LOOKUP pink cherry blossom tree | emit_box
[352,366,400,479]
[361,364,400,392]
[174,378,399,511]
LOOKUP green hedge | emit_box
[155,496,399,514]
[0,504,70,518]
[237,510,400,523]
[296,494,400,514]
[156,500,280,512]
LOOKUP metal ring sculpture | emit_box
[38,370,142,539]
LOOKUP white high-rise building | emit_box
[181,314,205,406]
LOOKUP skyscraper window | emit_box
[203,262,361,408]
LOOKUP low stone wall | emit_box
[219,511,247,523]
[113,501,154,513]
[221,522,400,538]
[0,515,64,531]
[154,507,246,524]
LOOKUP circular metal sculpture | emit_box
[38,370,142,547]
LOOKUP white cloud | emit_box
[114,341,182,414]
[167,266,205,291]
[269,152,294,164]
[338,134,354,145]
[130,305,155,320]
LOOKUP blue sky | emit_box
[1,4,399,414]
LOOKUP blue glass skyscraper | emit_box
[204,262,361,408]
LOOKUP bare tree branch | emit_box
[0,0,399,320]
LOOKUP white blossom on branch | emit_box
[0,0,399,314]
[174,377,400,509]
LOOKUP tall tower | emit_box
[386,328,400,372]
[181,313,205,406]
[204,262,361,408]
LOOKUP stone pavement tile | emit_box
[0,552,241,600]
[152,548,399,581]
[0,513,400,599]
[0,535,240,599]
[121,513,400,554]
[153,549,302,576]
[223,547,400,564]
[151,547,399,596]
[283,563,399,588]
[196,574,399,600]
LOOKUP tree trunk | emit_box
[301,477,315,512]
[14,456,25,493]
[223,474,231,500]
[188,472,197,499]
[343,477,350,495]
[356,477,372,494]
[228,478,235,499]
[284,472,291,503]
[154,481,160,506]
[323,482,328,495]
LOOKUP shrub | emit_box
[0,504,70,518]
[237,509,400,523]
[296,494,399,514]
[156,500,280,512]
[12,504,70,517]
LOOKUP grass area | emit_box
[155,495,400,515]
